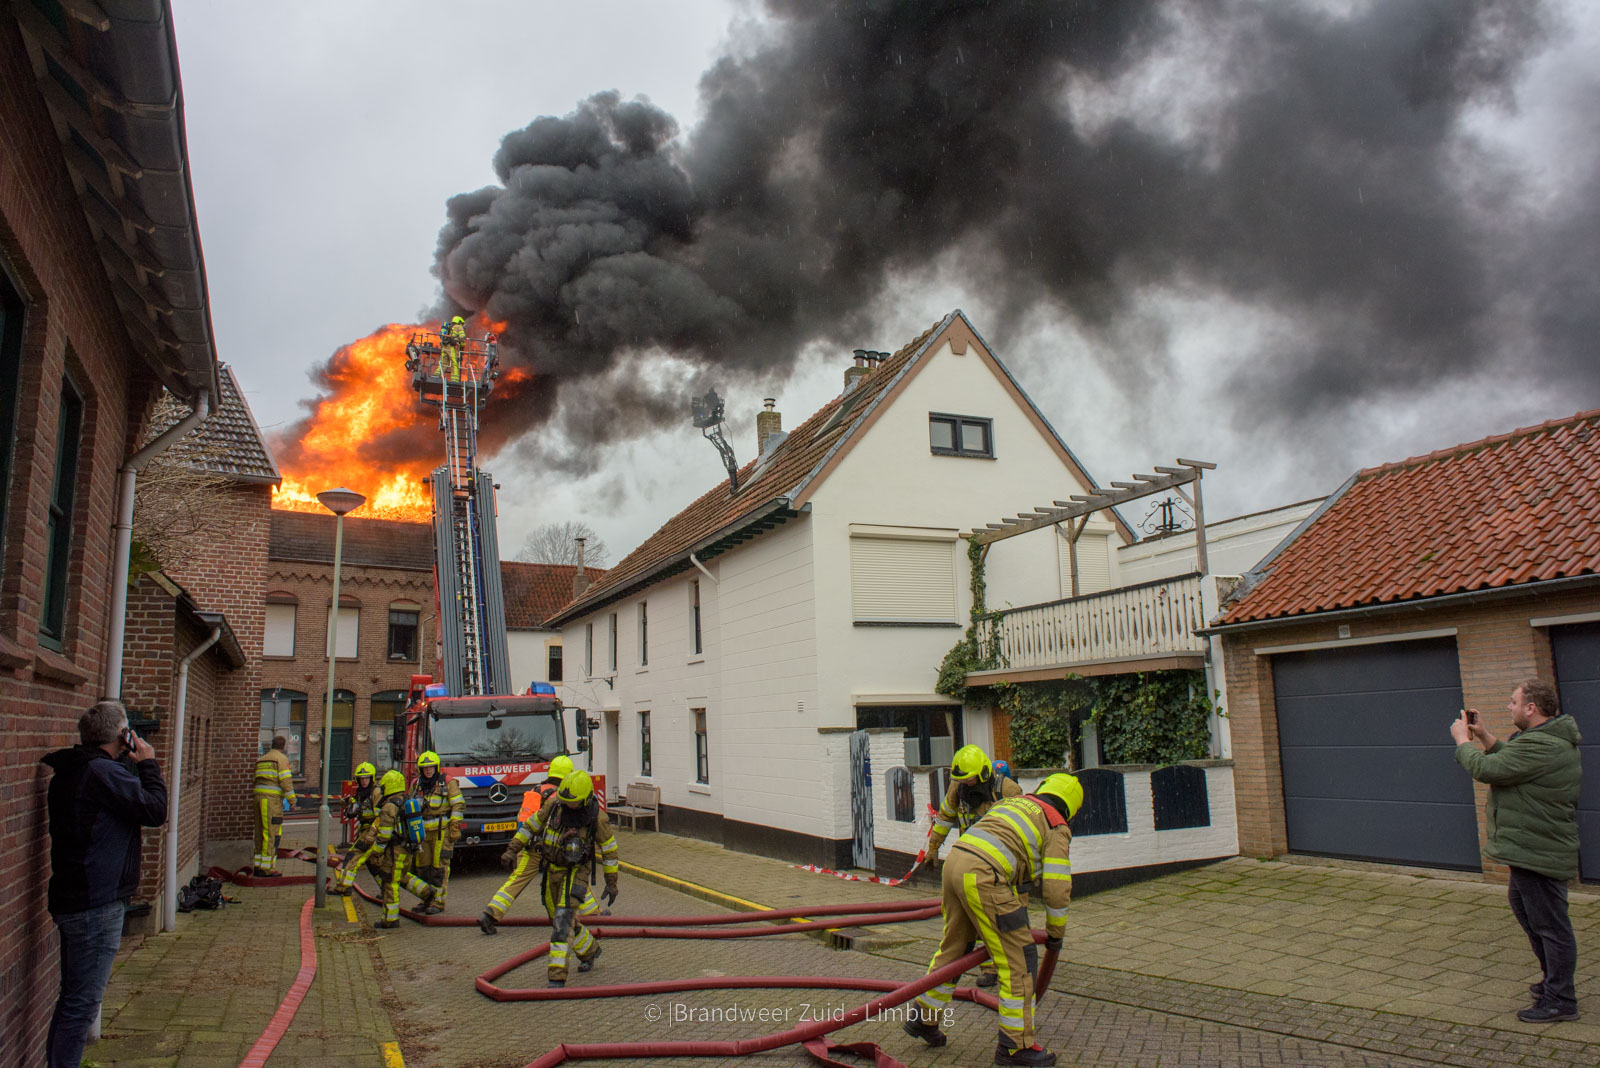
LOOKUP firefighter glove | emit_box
[500,849,517,872]
[441,846,453,862]
[602,874,619,907]
[1044,935,1063,952]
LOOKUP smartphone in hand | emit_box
[1464,709,1479,726]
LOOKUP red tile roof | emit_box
[501,563,607,629]
[1220,408,1600,624]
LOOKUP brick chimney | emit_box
[845,349,872,393]
[573,537,590,598]
[757,397,782,455]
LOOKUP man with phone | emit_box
[42,700,168,1068]
[1452,678,1582,1023]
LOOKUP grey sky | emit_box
[174,0,1600,562]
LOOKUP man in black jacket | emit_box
[42,700,167,1068]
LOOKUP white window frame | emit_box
[263,601,297,657]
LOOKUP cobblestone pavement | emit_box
[82,827,1600,1068]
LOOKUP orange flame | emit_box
[271,317,511,523]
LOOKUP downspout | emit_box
[164,626,221,932]
[688,552,719,587]
[103,390,211,698]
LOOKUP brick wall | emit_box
[1222,585,1599,877]
[0,14,161,1063]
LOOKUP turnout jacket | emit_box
[354,792,413,861]
[952,795,1074,941]
[507,780,561,855]
[930,775,1023,850]
[344,783,381,830]
[412,773,464,844]
[43,746,168,914]
[531,800,619,876]
[253,748,297,813]
[1456,715,1583,880]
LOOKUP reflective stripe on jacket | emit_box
[952,795,1073,939]
[930,775,1022,846]
[254,749,296,806]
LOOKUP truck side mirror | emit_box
[575,715,588,738]
[576,738,589,752]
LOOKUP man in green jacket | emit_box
[1453,677,1582,1023]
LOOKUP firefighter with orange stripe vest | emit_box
[927,745,1023,988]
[251,736,297,876]
[533,770,618,986]
[410,751,464,914]
[904,772,1082,1067]
[478,755,604,934]
[349,769,436,928]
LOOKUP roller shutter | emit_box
[1551,621,1600,881]
[850,537,957,623]
[1059,531,1110,595]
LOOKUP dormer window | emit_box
[929,413,993,458]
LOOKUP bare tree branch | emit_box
[131,392,251,576]
[515,521,610,568]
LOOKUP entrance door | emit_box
[604,711,620,804]
[1273,637,1480,870]
[328,729,353,786]
[1551,622,1600,881]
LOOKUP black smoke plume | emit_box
[435,0,1595,475]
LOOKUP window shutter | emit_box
[264,603,296,657]
[327,605,359,658]
[851,537,957,623]
[1059,531,1111,595]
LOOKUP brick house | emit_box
[1,4,228,1062]
[1207,409,1600,882]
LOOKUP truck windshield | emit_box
[428,707,564,764]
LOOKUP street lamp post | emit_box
[314,487,366,908]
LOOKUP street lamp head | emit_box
[316,487,367,516]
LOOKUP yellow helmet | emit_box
[556,768,593,805]
[379,769,407,796]
[451,315,465,325]
[417,751,441,771]
[951,744,993,784]
[1035,772,1084,819]
[354,761,376,781]
[547,754,575,781]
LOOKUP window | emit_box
[370,690,407,772]
[639,711,652,776]
[387,608,419,660]
[608,613,618,671]
[693,708,708,784]
[547,642,563,682]
[850,535,958,624]
[856,705,963,766]
[0,267,24,549]
[326,599,359,658]
[263,599,297,657]
[585,622,594,676]
[40,375,83,648]
[690,579,702,656]
[638,601,648,666]
[928,413,993,458]
[259,689,308,775]
[1059,530,1112,597]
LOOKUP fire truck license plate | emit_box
[482,822,516,833]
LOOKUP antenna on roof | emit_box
[690,388,740,492]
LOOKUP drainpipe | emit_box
[103,390,211,699]
[164,626,221,932]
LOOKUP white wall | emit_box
[506,627,560,691]
[1116,498,1324,586]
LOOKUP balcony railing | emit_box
[977,572,1207,671]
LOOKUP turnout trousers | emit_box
[487,852,602,922]
[916,847,1038,1049]
[253,795,282,873]
[542,863,599,980]
[413,837,453,907]
[368,851,435,923]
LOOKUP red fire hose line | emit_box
[236,898,317,1068]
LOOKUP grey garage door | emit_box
[1273,637,1481,870]
[1551,622,1600,882]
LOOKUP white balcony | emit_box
[968,572,1209,685]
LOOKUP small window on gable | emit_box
[928,413,993,458]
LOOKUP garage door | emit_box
[1551,622,1600,882]
[1273,637,1480,870]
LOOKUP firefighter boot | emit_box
[479,910,498,936]
[577,942,601,973]
[375,920,399,930]
[976,968,999,988]
[903,1017,948,1048]
[995,1042,1057,1067]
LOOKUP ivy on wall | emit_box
[934,537,997,702]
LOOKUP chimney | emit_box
[756,397,782,455]
[573,537,590,598]
[844,349,871,393]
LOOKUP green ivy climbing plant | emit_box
[934,537,998,702]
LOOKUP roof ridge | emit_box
[1356,407,1600,479]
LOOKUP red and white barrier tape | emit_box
[790,848,927,886]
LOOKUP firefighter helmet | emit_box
[450,315,465,325]
[1035,773,1084,819]
[556,769,594,805]
[993,759,1012,781]
[547,754,575,782]
[379,769,407,797]
[354,761,376,783]
[417,751,441,771]
[951,744,993,784]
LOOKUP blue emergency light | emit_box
[424,683,449,698]
[526,681,556,696]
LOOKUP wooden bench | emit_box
[609,782,660,831]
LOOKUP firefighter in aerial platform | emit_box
[331,762,381,895]
[479,755,604,934]
[352,770,436,928]
[926,745,1024,987]
[534,769,619,986]
[904,773,1082,1068]
[410,751,464,913]
[251,736,297,876]
[440,315,467,379]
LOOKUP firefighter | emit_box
[251,736,297,876]
[331,762,381,895]
[903,773,1081,1067]
[353,769,435,928]
[533,769,618,986]
[411,751,464,914]
[927,745,1023,988]
[440,315,466,379]
[478,756,606,934]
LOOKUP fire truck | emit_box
[384,321,590,848]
